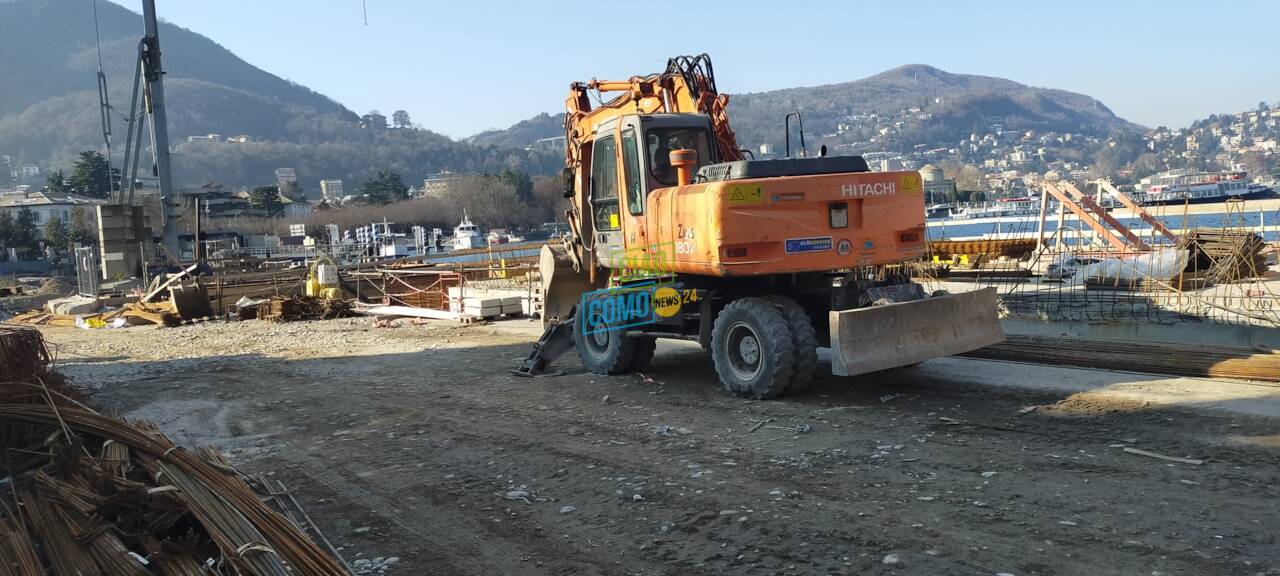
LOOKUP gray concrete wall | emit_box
[97,204,151,280]
[1002,317,1280,349]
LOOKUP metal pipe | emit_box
[119,41,145,204]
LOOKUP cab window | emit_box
[622,129,644,215]
[647,127,712,187]
[590,134,620,231]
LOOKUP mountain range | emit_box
[0,0,558,192]
[3,0,1143,193]
[472,64,1144,153]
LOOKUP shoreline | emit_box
[929,197,1280,228]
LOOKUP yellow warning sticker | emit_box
[727,185,764,205]
[609,213,619,228]
[900,173,923,194]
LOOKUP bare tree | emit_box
[392,110,411,129]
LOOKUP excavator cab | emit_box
[580,113,721,271]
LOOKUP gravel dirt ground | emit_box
[33,318,1280,576]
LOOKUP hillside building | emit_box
[918,164,957,204]
[320,179,344,202]
[422,170,460,198]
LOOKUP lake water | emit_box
[928,210,1280,242]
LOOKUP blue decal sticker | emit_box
[785,237,833,253]
[863,240,875,249]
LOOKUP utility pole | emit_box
[140,0,180,257]
[93,0,114,193]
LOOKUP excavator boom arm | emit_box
[564,54,743,172]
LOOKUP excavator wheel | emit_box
[573,311,642,375]
[711,298,796,399]
[763,295,820,394]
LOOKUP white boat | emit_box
[486,229,510,245]
[451,212,486,250]
[1133,170,1275,205]
[945,197,1042,220]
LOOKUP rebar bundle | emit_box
[1177,230,1270,284]
[0,327,350,575]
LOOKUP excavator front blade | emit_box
[829,287,1004,376]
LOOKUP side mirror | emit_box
[561,168,574,198]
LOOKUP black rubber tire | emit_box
[763,295,820,393]
[573,311,639,375]
[627,336,657,372]
[710,298,796,399]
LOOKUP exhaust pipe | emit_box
[670,148,698,186]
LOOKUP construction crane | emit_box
[115,0,180,256]
[516,54,1004,398]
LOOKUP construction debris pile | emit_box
[258,296,353,322]
[0,327,350,575]
[10,301,181,328]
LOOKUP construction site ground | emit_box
[33,318,1280,576]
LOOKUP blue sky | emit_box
[108,0,1279,138]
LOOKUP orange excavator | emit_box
[516,54,1003,398]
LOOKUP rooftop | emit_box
[0,190,105,208]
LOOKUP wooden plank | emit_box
[1056,182,1150,250]
[1122,447,1203,465]
[1041,182,1132,251]
[142,263,200,303]
[1094,180,1178,241]
[355,304,476,322]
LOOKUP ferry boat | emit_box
[1133,170,1275,205]
[945,196,1043,220]
[451,212,486,250]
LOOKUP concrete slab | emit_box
[46,295,102,315]
[869,354,1280,420]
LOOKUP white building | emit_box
[422,170,460,198]
[319,179,344,202]
[0,191,102,239]
[281,196,311,218]
[186,134,222,143]
[530,136,566,153]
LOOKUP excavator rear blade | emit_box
[829,287,1004,376]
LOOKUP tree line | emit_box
[0,207,95,259]
[218,169,565,239]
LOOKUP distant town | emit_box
[0,99,1276,272]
